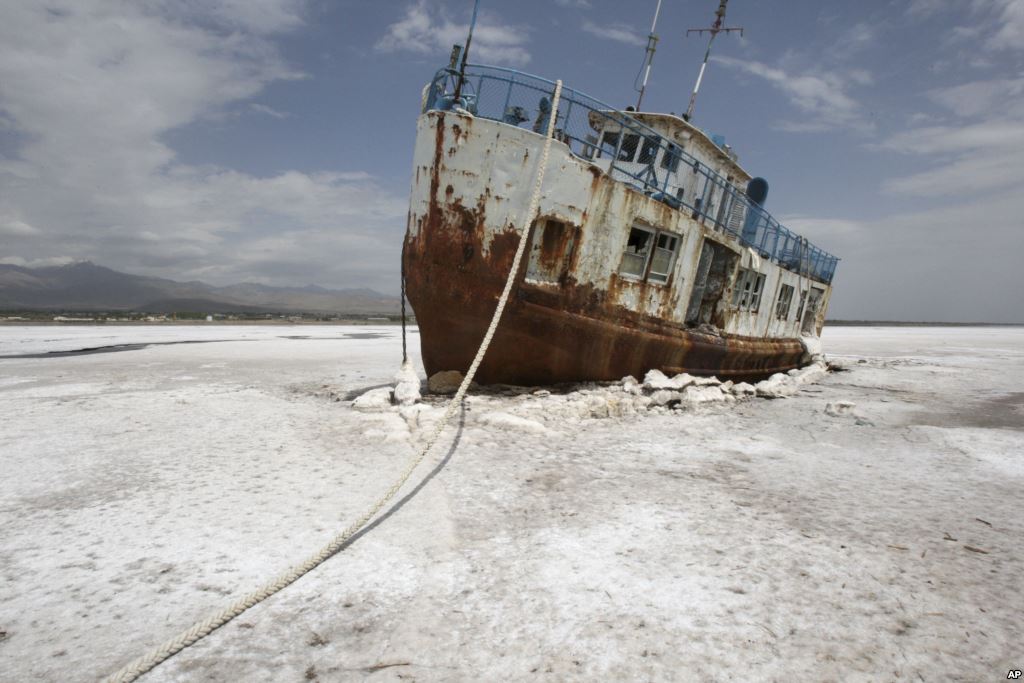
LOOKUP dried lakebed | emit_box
[0,324,1021,681]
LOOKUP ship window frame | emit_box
[600,131,619,158]
[619,225,655,280]
[732,267,766,312]
[647,232,679,284]
[618,224,682,285]
[637,135,660,165]
[661,143,682,172]
[775,283,795,320]
[617,133,641,162]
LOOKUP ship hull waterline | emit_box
[403,223,807,387]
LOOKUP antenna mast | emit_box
[634,0,664,111]
[452,0,481,105]
[684,0,743,121]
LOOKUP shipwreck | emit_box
[402,0,839,386]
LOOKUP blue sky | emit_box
[1,0,1022,321]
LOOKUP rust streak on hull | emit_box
[404,220,803,385]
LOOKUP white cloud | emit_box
[878,121,1024,196]
[986,0,1024,51]
[878,76,1024,197]
[554,0,592,8]
[714,56,873,133]
[581,20,643,47]
[250,102,289,118]
[0,0,408,292]
[907,0,1024,53]
[927,74,1024,118]
[0,219,39,236]
[375,1,530,67]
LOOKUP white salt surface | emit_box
[1,324,1022,681]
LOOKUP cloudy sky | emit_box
[1,0,1021,321]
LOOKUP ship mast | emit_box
[634,0,664,111]
[684,0,743,121]
[452,0,481,105]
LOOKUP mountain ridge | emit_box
[0,261,400,315]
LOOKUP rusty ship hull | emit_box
[404,71,837,386]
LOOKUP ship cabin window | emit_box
[600,131,619,158]
[600,130,642,162]
[618,133,640,161]
[795,289,808,321]
[661,143,682,172]
[775,284,795,320]
[619,226,653,278]
[648,233,679,283]
[638,135,660,165]
[619,225,680,284]
[801,286,825,335]
[732,268,766,311]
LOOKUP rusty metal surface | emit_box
[405,229,803,385]
[404,111,824,385]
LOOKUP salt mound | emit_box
[682,385,731,403]
[393,360,422,406]
[352,387,394,412]
[754,373,798,398]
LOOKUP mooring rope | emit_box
[104,79,563,683]
[400,237,409,364]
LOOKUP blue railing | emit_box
[424,64,839,285]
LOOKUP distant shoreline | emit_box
[0,318,408,326]
[825,320,1023,327]
[0,319,1018,328]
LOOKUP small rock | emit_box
[643,369,677,391]
[352,387,393,412]
[793,362,829,385]
[731,382,756,396]
[649,389,680,406]
[427,370,464,395]
[825,401,856,417]
[633,395,653,410]
[586,395,611,418]
[755,373,797,398]
[682,385,727,403]
[669,372,698,388]
[621,376,642,395]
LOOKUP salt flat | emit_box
[0,324,1021,682]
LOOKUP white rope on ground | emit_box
[104,79,564,683]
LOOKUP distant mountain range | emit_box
[0,262,400,315]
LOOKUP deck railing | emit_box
[424,64,839,285]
